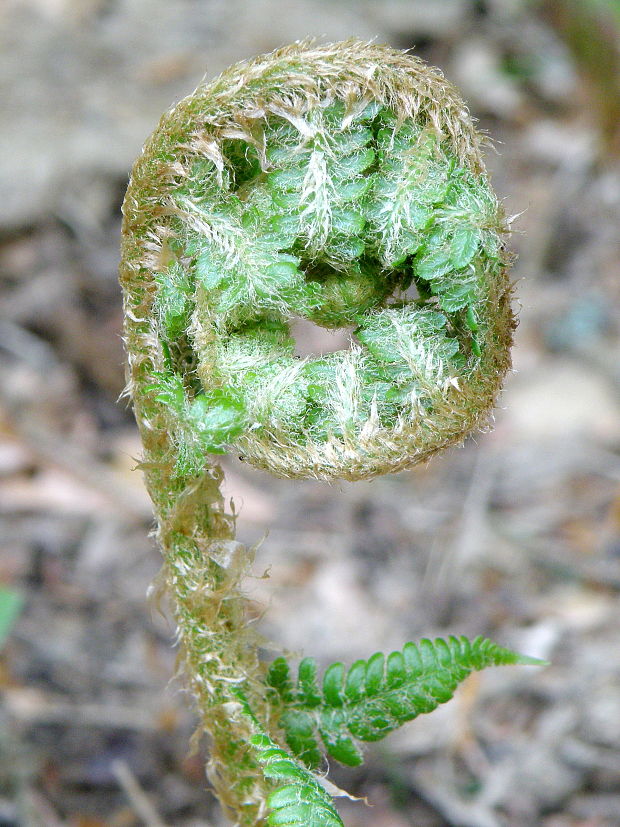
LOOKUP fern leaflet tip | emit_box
[270,635,547,769]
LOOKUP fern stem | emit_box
[119,40,518,826]
[135,405,271,821]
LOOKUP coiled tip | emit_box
[121,40,514,482]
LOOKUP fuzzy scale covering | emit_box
[119,40,515,825]
[120,38,513,482]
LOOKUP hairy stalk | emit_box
[119,40,533,826]
[133,394,273,819]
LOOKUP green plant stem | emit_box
[140,430,273,822]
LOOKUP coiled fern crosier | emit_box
[120,40,542,827]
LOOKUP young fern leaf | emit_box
[251,734,344,827]
[269,637,547,769]
[119,39,527,826]
[233,689,344,826]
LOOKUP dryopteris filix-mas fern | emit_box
[119,40,541,826]
[266,636,544,773]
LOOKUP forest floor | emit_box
[1,1,620,825]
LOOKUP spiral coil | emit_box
[121,39,512,482]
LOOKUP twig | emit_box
[111,759,169,827]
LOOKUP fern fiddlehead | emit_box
[119,40,537,826]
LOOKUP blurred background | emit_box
[1,1,620,825]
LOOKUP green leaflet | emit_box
[154,262,194,340]
[278,710,323,769]
[369,124,452,267]
[356,306,458,365]
[232,688,344,826]
[356,306,461,401]
[187,389,248,453]
[262,107,377,267]
[250,731,344,826]
[149,373,248,472]
[193,230,315,323]
[268,636,546,768]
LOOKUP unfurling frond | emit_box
[119,39,527,827]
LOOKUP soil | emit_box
[1,2,619,825]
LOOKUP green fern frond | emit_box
[154,262,194,340]
[269,636,546,768]
[250,732,343,826]
[231,688,344,826]
[120,38,524,825]
[147,372,248,472]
